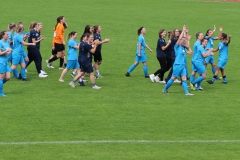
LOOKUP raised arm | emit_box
[176,25,186,45]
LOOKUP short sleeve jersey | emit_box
[79,42,92,65]
[192,40,201,61]
[136,35,146,55]
[196,45,207,63]
[27,30,41,49]
[0,40,10,63]
[67,39,78,60]
[205,36,214,49]
[94,33,102,51]
[218,41,228,60]
[174,43,186,65]
[13,33,23,54]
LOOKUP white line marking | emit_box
[1,140,240,145]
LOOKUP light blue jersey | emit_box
[8,31,14,49]
[218,41,228,60]
[174,43,186,65]
[205,36,214,49]
[192,40,201,61]
[67,39,78,60]
[136,35,146,56]
[13,33,23,55]
[196,45,207,63]
[0,40,10,64]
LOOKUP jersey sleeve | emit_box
[86,43,93,52]
[68,40,75,48]
[94,34,99,41]
[0,41,3,51]
[159,39,166,48]
[18,35,23,44]
[55,24,64,42]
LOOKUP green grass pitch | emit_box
[1,0,240,159]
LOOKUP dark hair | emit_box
[29,22,37,30]
[80,33,88,41]
[93,25,99,34]
[83,25,92,34]
[158,29,165,38]
[195,32,202,40]
[171,28,179,39]
[67,31,77,39]
[205,29,211,36]
[8,23,16,30]
[63,22,68,29]
[201,38,208,44]
[221,33,227,40]
[0,30,7,39]
[55,16,64,29]
[137,27,144,35]
[17,22,23,25]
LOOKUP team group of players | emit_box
[0,16,110,96]
[0,16,231,96]
[125,25,231,95]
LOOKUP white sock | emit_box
[96,70,100,76]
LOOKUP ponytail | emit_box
[55,16,64,29]
[137,27,144,35]
[8,23,16,30]
[67,31,77,39]
[93,25,99,34]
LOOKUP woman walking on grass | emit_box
[125,27,153,78]
[59,31,80,82]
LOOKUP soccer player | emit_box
[93,25,110,78]
[189,32,204,90]
[7,23,16,61]
[46,16,67,69]
[26,22,47,78]
[163,25,193,95]
[165,28,181,83]
[69,33,101,89]
[59,31,80,82]
[190,38,213,90]
[149,29,171,83]
[125,27,153,78]
[0,30,12,96]
[204,25,222,78]
[11,24,36,81]
[207,32,231,84]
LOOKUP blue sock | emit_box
[12,68,19,78]
[192,76,204,85]
[127,64,137,73]
[25,60,29,66]
[212,67,216,75]
[164,78,174,91]
[181,80,189,94]
[143,65,148,76]
[212,76,216,82]
[190,74,195,83]
[197,81,201,89]
[21,68,26,79]
[0,79,3,95]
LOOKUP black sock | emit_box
[213,75,218,78]
[48,55,58,63]
[223,75,226,78]
[64,63,67,67]
[59,58,64,67]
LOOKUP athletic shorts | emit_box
[172,64,186,77]
[193,61,206,74]
[0,63,8,74]
[93,50,102,62]
[22,50,28,58]
[12,55,24,65]
[7,53,12,62]
[52,48,57,55]
[80,63,93,73]
[191,61,197,72]
[66,60,80,70]
[55,43,65,52]
[205,55,215,64]
[135,53,147,63]
[217,59,228,69]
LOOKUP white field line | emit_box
[1,140,240,145]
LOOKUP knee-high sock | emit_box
[212,67,216,75]
[3,78,8,84]
[0,79,3,94]
[192,76,204,85]
[190,74,195,83]
[164,78,174,92]
[143,65,148,76]
[127,64,137,73]
[12,68,19,78]
[21,68,26,79]
[60,58,64,68]
[181,80,189,94]
[25,60,29,66]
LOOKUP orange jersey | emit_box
[53,23,65,44]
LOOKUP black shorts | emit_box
[52,48,57,55]
[55,43,65,52]
[80,63,93,73]
[93,50,102,62]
